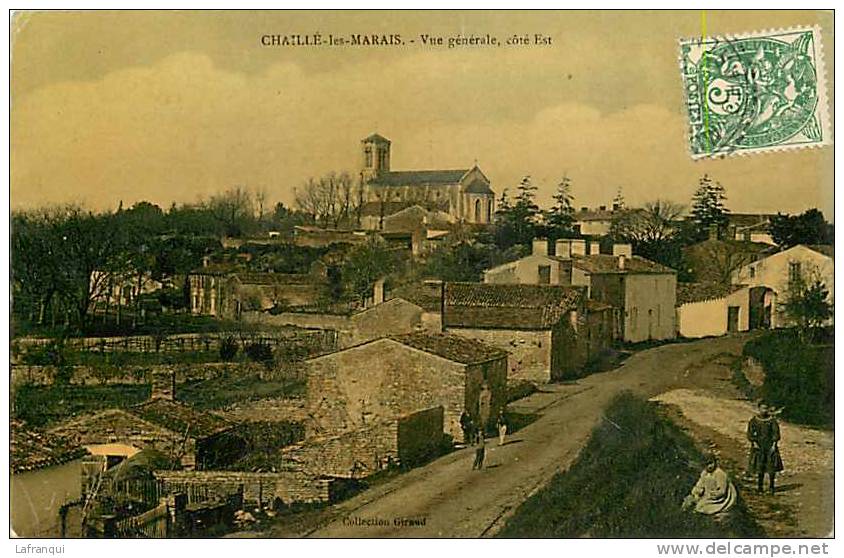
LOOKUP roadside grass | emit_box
[177,375,306,410]
[742,329,833,427]
[497,392,763,538]
[14,384,151,428]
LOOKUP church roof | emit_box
[367,169,470,187]
[362,133,391,144]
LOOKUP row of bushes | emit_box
[742,329,833,427]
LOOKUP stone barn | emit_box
[304,332,508,444]
[442,282,591,383]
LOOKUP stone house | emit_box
[570,252,677,343]
[188,261,328,317]
[243,296,428,348]
[442,282,598,383]
[48,398,244,470]
[732,244,834,328]
[11,419,89,537]
[675,283,751,338]
[304,332,508,444]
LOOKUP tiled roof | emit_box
[367,169,469,187]
[130,398,234,439]
[391,332,507,365]
[11,419,88,474]
[571,254,676,274]
[360,200,450,217]
[443,282,585,329]
[390,283,443,312]
[676,282,746,306]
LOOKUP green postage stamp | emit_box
[680,27,830,158]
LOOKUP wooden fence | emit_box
[113,502,169,538]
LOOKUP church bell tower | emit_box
[361,133,391,182]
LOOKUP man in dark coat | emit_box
[472,430,486,471]
[747,403,784,494]
[460,411,474,446]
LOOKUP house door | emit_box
[727,306,740,333]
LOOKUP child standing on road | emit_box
[497,411,508,446]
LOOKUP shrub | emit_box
[245,342,274,367]
[743,330,833,426]
[219,336,239,361]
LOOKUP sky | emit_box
[10,10,835,218]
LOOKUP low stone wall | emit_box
[10,361,294,390]
[154,470,332,507]
[12,328,337,358]
[283,422,400,479]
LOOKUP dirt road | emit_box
[303,335,752,538]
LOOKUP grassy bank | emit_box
[497,393,763,538]
[742,329,833,427]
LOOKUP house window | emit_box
[749,266,756,278]
[365,147,372,167]
[788,261,802,284]
[474,199,482,222]
[538,265,551,284]
[486,200,492,222]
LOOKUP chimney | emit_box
[599,205,607,211]
[618,254,627,270]
[373,278,385,305]
[150,369,176,401]
[589,241,601,255]
[612,243,633,258]
[570,239,586,256]
[555,239,572,259]
[580,206,588,212]
[532,238,548,256]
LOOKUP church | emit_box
[359,133,495,225]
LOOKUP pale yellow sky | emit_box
[10,10,834,217]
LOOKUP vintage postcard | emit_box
[8,9,834,544]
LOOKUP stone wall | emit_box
[154,470,332,506]
[447,327,552,383]
[10,361,292,390]
[283,421,401,479]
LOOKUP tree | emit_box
[769,209,832,248]
[294,171,361,229]
[342,237,398,304]
[609,200,688,276]
[610,200,684,245]
[495,176,540,249]
[206,186,256,237]
[781,269,832,341]
[612,186,626,211]
[545,175,576,240]
[690,174,730,239]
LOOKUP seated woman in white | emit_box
[683,454,737,515]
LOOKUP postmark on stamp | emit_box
[680,27,830,158]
